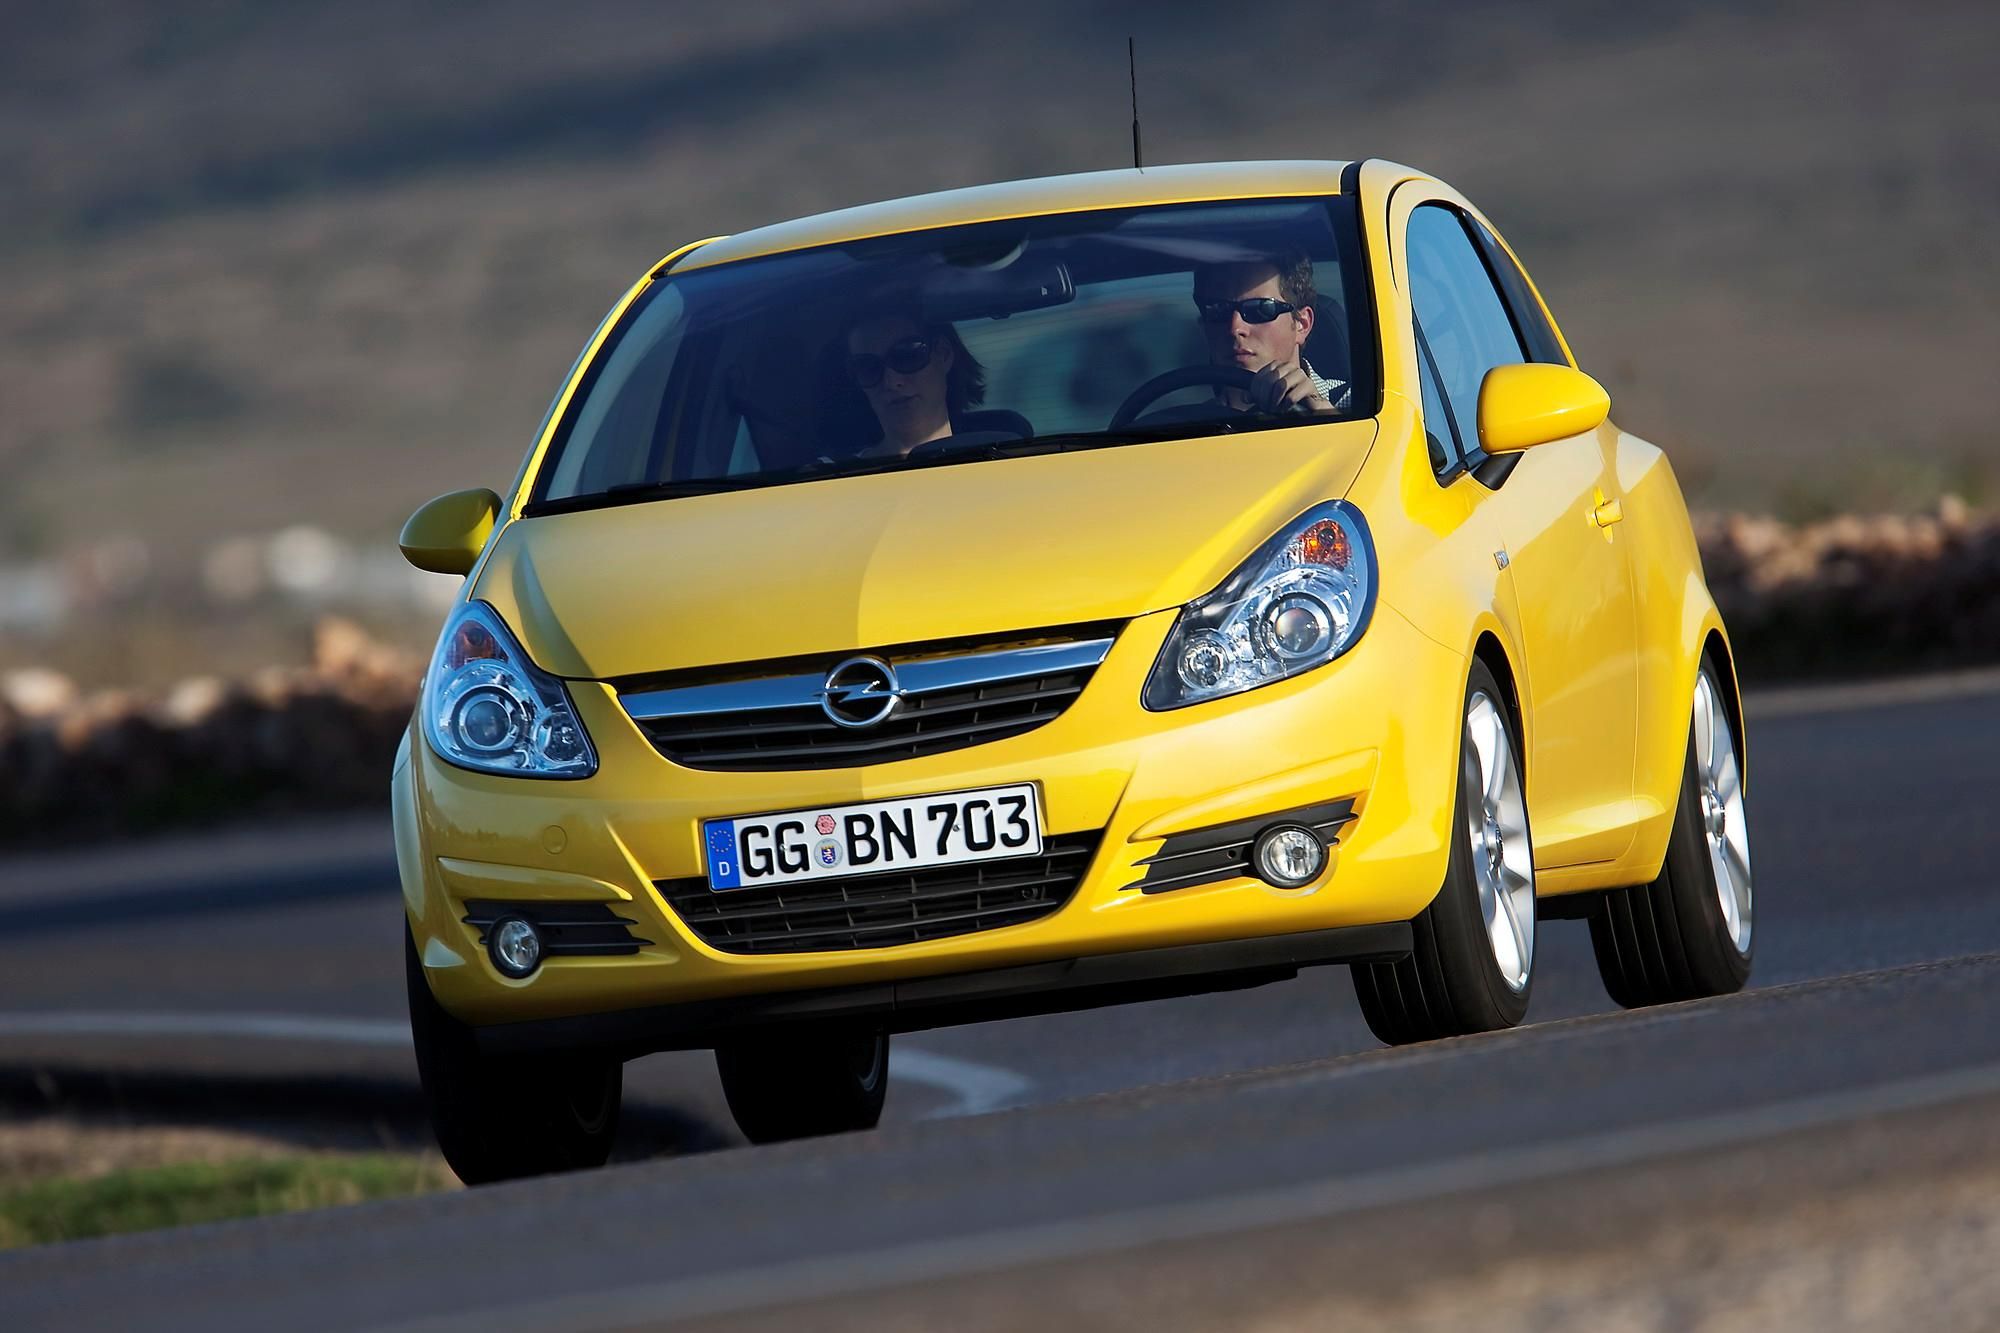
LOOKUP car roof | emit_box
[672,160,1353,273]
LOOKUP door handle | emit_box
[1590,496,1623,528]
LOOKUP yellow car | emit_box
[396,159,1752,1183]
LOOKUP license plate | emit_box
[702,783,1043,890]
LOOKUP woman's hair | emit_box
[932,319,988,416]
[818,307,989,453]
[846,307,987,415]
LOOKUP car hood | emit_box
[475,421,1377,680]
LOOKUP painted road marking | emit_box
[378,1058,2000,1333]
[0,1011,1031,1120]
[891,1049,1033,1118]
[0,1012,411,1047]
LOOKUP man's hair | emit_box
[1194,249,1318,313]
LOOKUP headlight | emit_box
[422,601,597,778]
[1143,501,1376,710]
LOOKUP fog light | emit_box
[488,916,542,978]
[1253,824,1326,888]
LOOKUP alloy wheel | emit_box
[1462,690,1535,992]
[1693,672,1753,954]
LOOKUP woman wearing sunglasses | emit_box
[842,310,989,458]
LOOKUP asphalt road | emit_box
[2,671,1998,1329]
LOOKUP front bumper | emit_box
[399,604,1467,1033]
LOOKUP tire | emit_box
[715,1025,890,1144]
[1588,658,1753,1007]
[405,926,622,1185]
[1352,658,1536,1044]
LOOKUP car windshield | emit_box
[529,196,1376,512]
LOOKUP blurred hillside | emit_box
[2,0,1997,679]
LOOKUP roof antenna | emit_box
[1128,37,1143,170]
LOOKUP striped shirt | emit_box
[1216,356,1351,414]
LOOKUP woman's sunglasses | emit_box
[846,337,934,388]
[1196,297,1299,326]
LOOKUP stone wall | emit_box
[1697,498,2000,679]
[3,503,1996,845]
[0,619,417,843]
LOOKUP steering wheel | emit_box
[1110,365,1258,430]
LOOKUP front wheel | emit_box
[715,1025,889,1144]
[1352,659,1537,1044]
[1588,659,1753,1006]
[406,927,622,1185]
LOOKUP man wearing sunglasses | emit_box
[1193,251,1349,416]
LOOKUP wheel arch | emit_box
[1471,629,1527,766]
[1626,583,1741,885]
[1701,625,1748,794]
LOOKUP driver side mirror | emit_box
[1476,364,1611,454]
[399,488,501,575]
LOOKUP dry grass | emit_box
[0,1115,445,1188]
[0,1111,456,1249]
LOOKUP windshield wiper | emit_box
[525,476,765,516]
[914,422,1242,462]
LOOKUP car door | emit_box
[1405,202,1639,868]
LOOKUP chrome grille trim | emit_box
[620,638,1114,723]
[619,635,1117,771]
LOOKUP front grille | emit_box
[656,832,1100,954]
[460,900,651,956]
[619,629,1116,772]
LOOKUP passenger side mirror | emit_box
[399,488,501,575]
[1476,364,1610,454]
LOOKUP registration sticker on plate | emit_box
[702,783,1042,891]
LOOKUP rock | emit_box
[161,676,230,728]
[2,668,79,720]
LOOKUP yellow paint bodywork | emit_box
[398,488,500,576]
[400,160,1737,1030]
[1476,364,1612,455]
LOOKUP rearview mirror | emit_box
[399,488,501,576]
[1476,364,1611,455]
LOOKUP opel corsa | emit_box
[396,160,1754,1183]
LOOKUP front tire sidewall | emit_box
[1351,658,1535,1042]
[406,926,622,1185]
[716,1025,890,1145]
[1431,660,1535,1028]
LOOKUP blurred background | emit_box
[3,0,1996,693]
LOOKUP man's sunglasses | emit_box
[846,337,934,388]
[1196,297,1299,326]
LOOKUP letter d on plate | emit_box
[705,820,741,889]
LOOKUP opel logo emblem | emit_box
[817,655,903,729]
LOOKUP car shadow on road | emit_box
[0,1064,736,1169]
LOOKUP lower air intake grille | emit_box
[656,833,1100,954]
[460,901,650,956]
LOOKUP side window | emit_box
[1406,205,1525,462]
[1471,219,1568,365]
